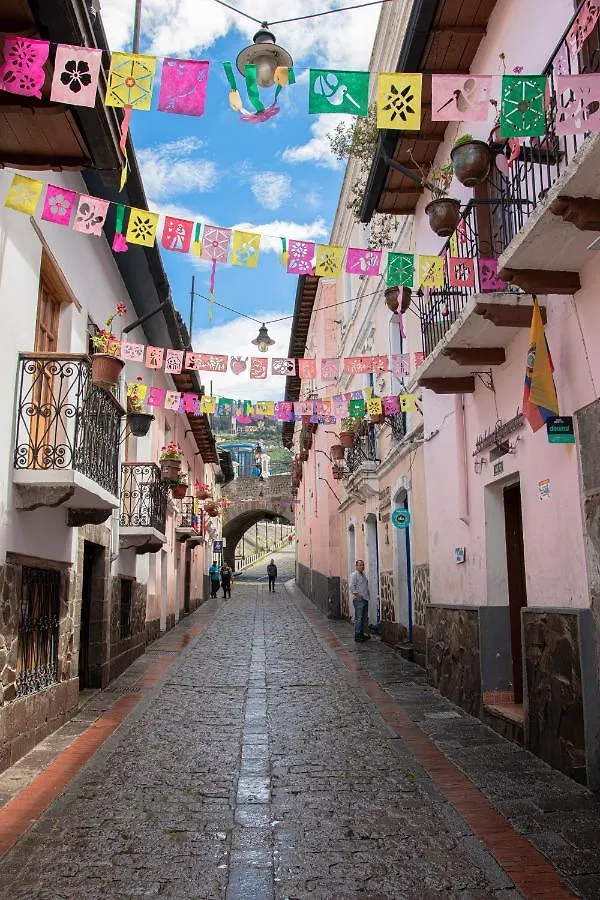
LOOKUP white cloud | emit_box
[251,172,292,211]
[282,114,351,169]
[231,217,328,251]
[193,312,292,402]
[137,137,218,200]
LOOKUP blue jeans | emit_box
[353,597,368,637]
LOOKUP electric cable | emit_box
[210,0,392,29]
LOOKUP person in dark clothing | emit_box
[209,561,220,599]
[220,563,232,599]
[267,559,277,592]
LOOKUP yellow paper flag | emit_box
[232,230,261,267]
[200,396,217,414]
[377,73,422,130]
[105,52,157,110]
[418,255,444,288]
[367,397,383,416]
[315,244,344,278]
[400,393,416,412]
[126,208,159,247]
[4,174,43,215]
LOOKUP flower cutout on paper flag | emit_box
[383,395,400,415]
[431,75,492,121]
[105,52,156,110]
[287,240,315,275]
[0,37,49,98]
[500,75,547,138]
[346,248,382,276]
[41,184,77,226]
[387,252,414,287]
[271,358,296,376]
[448,257,476,289]
[4,174,43,215]
[555,74,600,135]
[308,69,369,116]
[161,217,193,253]
[201,226,231,262]
[377,73,422,130]
[50,45,102,107]
[120,342,145,363]
[315,244,344,278]
[418,255,444,289]
[250,358,268,379]
[147,387,166,407]
[126,209,159,247]
[232,231,261,267]
[367,397,383,416]
[165,391,182,411]
[158,58,209,116]
[73,195,109,236]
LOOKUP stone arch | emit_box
[222,508,294,567]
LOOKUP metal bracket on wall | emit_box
[473,370,495,392]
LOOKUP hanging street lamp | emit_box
[236,26,293,89]
[252,323,275,353]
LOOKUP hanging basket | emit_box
[127,412,154,437]
[400,287,412,313]
[160,458,181,482]
[425,198,461,237]
[91,353,125,387]
[370,414,385,425]
[340,431,355,448]
[384,286,399,312]
[331,444,345,460]
[171,483,188,500]
[196,489,212,500]
[451,140,491,187]
[204,502,219,517]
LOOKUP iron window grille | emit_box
[120,463,168,534]
[16,566,60,698]
[346,427,379,475]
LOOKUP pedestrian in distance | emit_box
[209,560,221,599]
[349,559,371,643]
[267,558,278,592]
[220,562,232,599]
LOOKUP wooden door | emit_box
[503,483,528,702]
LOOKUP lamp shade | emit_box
[251,324,275,353]
[236,28,293,88]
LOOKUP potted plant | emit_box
[204,500,219,518]
[423,162,460,237]
[159,442,182,482]
[171,472,188,500]
[331,444,345,461]
[90,302,127,387]
[340,417,357,448]
[384,286,399,312]
[451,133,491,187]
[195,481,212,500]
[126,377,154,437]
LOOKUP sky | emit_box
[99,0,382,400]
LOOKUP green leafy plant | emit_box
[159,441,182,461]
[454,133,474,147]
[91,302,127,356]
[127,377,146,413]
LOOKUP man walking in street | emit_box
[209,561,221,599]
[220,562,232,599]
[349,559,371,643]
[267,559,278,592]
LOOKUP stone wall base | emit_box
[297,564,341,618]
[109,634,146,683]
[146,618,161,645]
[0,678,79,775]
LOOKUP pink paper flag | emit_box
[185,353,201,370]
[250,358,268,379]
[165,349,184,374]
[161,217,193,253]
[120,341,145,362]
[298,359,317,380]
[293,401,304,417]
[183,393,200,413]
[287,240,315,275]
[343,357,372,375]
[0,37,49,98]
[276,402,293,422]
[50,45,102,107]
[199,354,228,372]
[147,387,166,407]
[201,226,231,262]
[448,257,476,288]
[321,358,340,380]
[145,346,164,369]
[555,74,600,134]
[413,352,425,369]
[567,0,600,55]
[431,75,492,121]
[345,248,382,276]
[165,391,182,411]
[383,395,400,415]
[41,184,77,226]
[73,195,109,236]
[158,58,209,116]
[478,258,506,292]
[372,355,389,373]
[391,353,411,379]
[315,400,331,416]
[272,358,296,376]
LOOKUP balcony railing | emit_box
[388,411,407,442]
[14,353,122,497]
[120,463,168,534]
[346,428,379,475]
[175,496,200,532]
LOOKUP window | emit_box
[16,566,61,697]
[34,247,80,352]
[119,578,133,639]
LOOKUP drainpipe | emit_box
[455,394,469,526]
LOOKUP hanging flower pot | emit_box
[331,444,345,460]
[384,286,399,312]
[160,458,181,482]
[196,489,212,500]
[204,502,219,518]
[91,353,125,387]
[370,414,385,425]
[425,198,461,237]
[127,412,154,437]
[451,140,491,187]
[340,431,355,449]
[300,450,309,462]
[400,287,412,313]
[171,483,188,500]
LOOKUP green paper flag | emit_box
[500,75,547,138]
[244,64,265,113]
[349,399,365,418]
[387,252,414,287]
[309,69,369,116]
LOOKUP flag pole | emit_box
[133,0,143,53]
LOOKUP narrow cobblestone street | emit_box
[0,547,598,899]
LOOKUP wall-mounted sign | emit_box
[547,416,575,444]
[213,540,223,553]
[493,460,504,477]
[392,508,411,529]
[455,547,466,564]
[538,479,551,502]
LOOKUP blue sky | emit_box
[100,0,381,399]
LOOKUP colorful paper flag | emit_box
[120,342,145,362]
[400,393,416,412]
[523,299,559,432]
[555,74,600,135]
[158,58,209,116]
[418,255,444,289]
[185,352,201,370]
[201,226,231,262]
[431,75,492,121]
[164,349,184,374]
[199,354,228,372]
[250,358,268,379]
[377,73,422,130]
[105,52,156,110]
[315,244,344,278]
[321,358,340,381]
[147,387,166,407]
[41,184,77,226]
[183,393,200,414]
[50,45,102,107]
[343,357,372,375]
[145,346,164,369]
[367,397,383,416]
[478,258,506,292]
[200,396,216,414]
[387,252,414,287]
[500,75,547,138]
[287,240,315,275]
[4,174,43,215]
[165,390,182,411]
[383,395,400,415]
[346,248,382,276]
[349,399,365,418]
[271,358,296,376]
[126,209,159,247]
[232,231,261,267]
[127,382,148,403]
[308,69,369,116]
[0,37,49,98]
[161,217,193,253]
[298,359,317,380]
[448,257,476,289]
[73,195,109,236]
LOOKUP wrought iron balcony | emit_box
[13,354,123,522]
[174,496,203,543]
[346,428,379,475]
[120,463,168,553]
[387,411,407,442]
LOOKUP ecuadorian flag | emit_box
[522,298,559,432]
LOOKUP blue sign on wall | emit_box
[391,508,411,529]
[213,540,223,553]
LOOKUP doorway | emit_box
[79,541,105,689]
[348,524,356,620]
[365,514,380,628]
[393,491,412,641]
[503,483,527,702]
[160,549,168,632]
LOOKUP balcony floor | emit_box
[119,527,166,555]
[13,469,119,523]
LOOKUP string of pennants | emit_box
[1,173,505,291]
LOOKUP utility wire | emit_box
[210,0,392,29]
[211,0,264,26]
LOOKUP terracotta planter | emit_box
[384,286,399,313]
[304,434,313,450]
[171,484,188,500]
[204,503,219,518]
[127,412,154,437]
[160,458,181,482]
[340,431,355,448]
[196,489,211,500]
[300,450,309,462]
[425,197,461,237]
[91,353,125,387]
[331,444,345,460]
[400,287,412,313]
[451,140,491,187]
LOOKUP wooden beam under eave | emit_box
[442,347,506,366]
[474,303,546,327]
[431,24,487,36]
[549,196,600,231]
[0,152,90,171]
[498,268,581,295]
[419,376,476,394]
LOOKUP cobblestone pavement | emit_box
[0,548,597,898]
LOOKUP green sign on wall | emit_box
[547,416,575,444]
